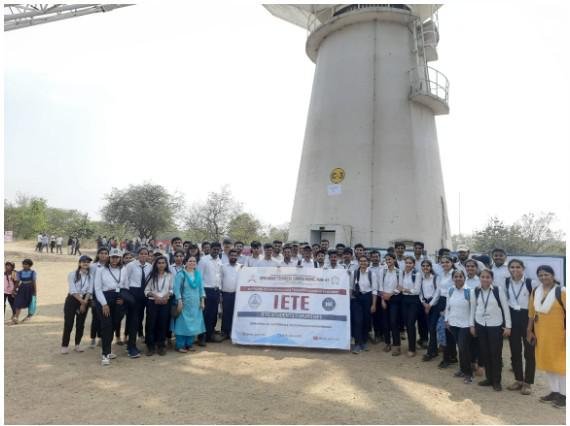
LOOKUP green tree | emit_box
[263,223,289,243]
[185,185,241,242]
[4,196,49,239]
[228,213,263,243]
[101,183,183,239]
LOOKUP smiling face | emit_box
[493,251,506,267]
[452,270,465,288]
[537,269,555,286]
[508,261,524,280]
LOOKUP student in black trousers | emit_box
[89,248,109,347]
[419,260,440,361]
[505,259,537,395]
[144,256,173,356]
[350,256,377,354]
[380,254,402,356]
[400,257,421,357]
[61,256,94,354]
[471,269,512,391]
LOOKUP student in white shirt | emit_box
[505,258,537,395]
[220,249,242,340]
[412,241,426,273]
[464,260,481,289]
[325,251,342,270]
[419,260,440,361]
[445,269,475,384]
[297,245,317,269]
[124,247,152,358]
[350,255,377,354]
[340,248,358,271]
[368,251,384,344]
[258,243,279,267]
[400,256,421,357]
[394,242,407,270]
[280,245,297,267]
[55,236,63,254]
[272,240,284,263]
[221,238,233,265]
[61,256,94,354]
[197,242,223,344]
[315,250,326,268]
[234,241,248,265]
[470,268,511,391]
[437,255,459,369]
[94,250,127,366]
[491,248,510,291]
[89,247,109,347]
[380,253,403,356]
[413,241,429,348]
[169,250,186,276]
[144,256,173,356]
[245,241,263,267]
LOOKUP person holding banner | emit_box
[172,256,206,353]
[351,255,377,354]
[379,253,402,356]
[220,249,242,341]
[527,265,566,408]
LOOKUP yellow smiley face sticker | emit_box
[330,168,345,184]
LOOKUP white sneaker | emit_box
[107,353,117,359]
[89,339,96,348]
[101,355,110,366]
[61,346,69,354]
[74,345,84,353]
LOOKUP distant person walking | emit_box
[73,238,82,256]
[35,234,42,252]
[4,261,17,318]
[49,235,56,253]
[41,234,49,253]
[68,236,74,255]
[56,236,63,254]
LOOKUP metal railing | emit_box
[409,65,449,104]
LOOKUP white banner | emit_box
[231,267,351,350]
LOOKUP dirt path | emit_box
[3,241,565,424]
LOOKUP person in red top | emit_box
[4,261,17,317]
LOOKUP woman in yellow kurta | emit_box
[527,265,565,408]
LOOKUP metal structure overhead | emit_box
[4,4,132,31]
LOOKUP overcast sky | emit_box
[4,2,569,237]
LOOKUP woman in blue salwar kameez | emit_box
[171,256,205,352]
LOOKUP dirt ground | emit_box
[3,240,566,424]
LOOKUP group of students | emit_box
[6,236,564,408]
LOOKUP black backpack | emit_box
[475,286,505,327]
[505,277,532,296]
[353,269,373,297]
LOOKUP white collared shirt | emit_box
[257,258,279,267]
[298,258,317,269]
[438,270,454,297]
[492,264,510,291]
[169,264,185,276]
[272,254,284,263]
[473,286,511,328]
[125,260,152,289]
[221,263,242,293]
[419,274,439,306]
[94,266,127,305]
[198,254,222,288]
[280,258,297,267]
[506,276,537,311]
[341,260,358,272]
[244,256,262,267]
[465,275,480,290]
[144,272,173,299]
[353,268,377,295]
[400,269,420,295]
[379,268,400,294]
[67,270,94,296]
[221,252,231,265]
[445,286,475,328]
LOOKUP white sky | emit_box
[3,2,570,237]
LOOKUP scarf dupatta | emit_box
[534,284,557,314]
[181,269,199,289]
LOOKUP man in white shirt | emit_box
[280,245,297,267]
[56,236,64,254]
[197,242,223,344]
[245,241,263,267]
[455,245,485,274]
[35,234,42,252]
[221,238,233,265]
[394,242,407,269]
[369,250,384,344]
[258,243,279,267]
[340,247,358,271]
[234,241,248,265]
[298,245,317,269]
[326,251,341,269]
[413,241,426,273]
[220,249,242,341]
[272,240,284,263]
[491,248,510,292]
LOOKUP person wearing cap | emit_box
[297,245,318,269]
[124,247,152,358]
[10,259,37,325]
[491,248,510,292]
[61,255,94,354]
[245,241,262,267]
[258,243,279,267]
[4,261,17,318]
[197,242,223,344]
[455,246,485,276]
[221,238,234,265]
[94,248,127,365]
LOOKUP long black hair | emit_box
[185,244,201,265]
[145,255,170,287]
[74,259,91,283]
[94,247,109,265]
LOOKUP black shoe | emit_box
[449,357,458,364]
[478,379,492,387]
[540,392,560,403]
[493,384,503,392]
[197,339,207,347]
[422,354,436,362]
[552,394,566,408]
[418,340,428,349]
[438,361,450,369]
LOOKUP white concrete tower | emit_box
[265,4,451,251]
